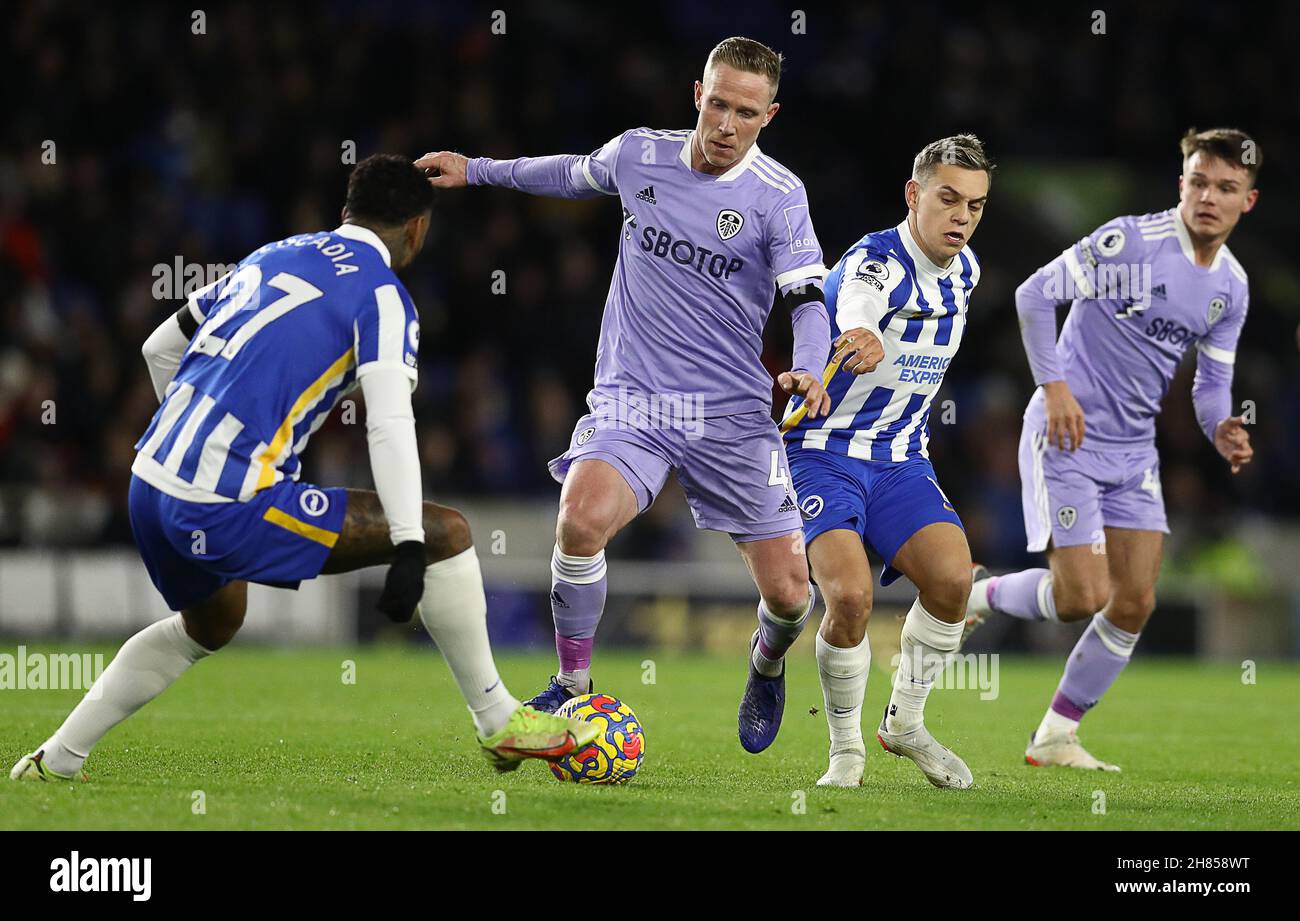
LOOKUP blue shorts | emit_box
[787,447,963,586]
[128,475,349,611]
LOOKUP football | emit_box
[549,693,645,785]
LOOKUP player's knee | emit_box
[1108,589,1156,631]
[823,578,872,624]
[1055,580,1109,620]
[422,504,472,562]
[921,567,972,619]
[182,607,244,651]
[555,506,611,557]
[820,608,868,647]
[762,575,811,618]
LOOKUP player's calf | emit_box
[736,533,815,753]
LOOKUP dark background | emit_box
[3,0,1297,574]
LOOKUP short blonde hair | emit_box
[705,36,783,99]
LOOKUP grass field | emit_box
[2,643,1297,830]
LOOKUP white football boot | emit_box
[962,563,993,648]
[1025,730,1121,772]
[877,708,973,789]
[816,741,867,787]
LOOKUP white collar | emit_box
[678,131,762,182]
[334,223,392,267]
[896,218,956,277]
[1171,208,1224,271]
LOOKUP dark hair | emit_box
[345,154,434,226]
[1180,127,1260,184]
[913,134,996,186]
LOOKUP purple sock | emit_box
[1053,614,1139,720]
[989,568,1057,621]
[555,635,593,675]
[550,546,607,676]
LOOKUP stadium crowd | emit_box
[3,1,1297,572]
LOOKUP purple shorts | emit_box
[1018,395,1169,552]
[548,398,802,542]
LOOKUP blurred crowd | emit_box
[2,0,1298,570]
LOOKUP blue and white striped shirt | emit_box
[783,219,979,461]
[132,224,420,503]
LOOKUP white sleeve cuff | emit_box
[1197,342,1236,365]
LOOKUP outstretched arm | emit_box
[416,132,624,200]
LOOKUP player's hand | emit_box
[1214,416,1253,474]
[376,541,428,623]
[415,151,469,189]
[832,327,884,375]
[778,370,831,420]
[1043,380,1085,451]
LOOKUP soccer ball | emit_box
[549,693,645,785]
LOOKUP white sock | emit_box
[1035,707,1080,741]
[886,598,964,733]
[417,547,519,738]
[41,613,212,775]
[816,632,871,750]
[557,670,590,693]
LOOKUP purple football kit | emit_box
[977,206,1250,744]
[468,126,831,735]
[468,127,829,539]
[1015,208,1248,550]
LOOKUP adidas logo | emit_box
[635,185,657,204]
[777,494,797,514]
[1151,283,1167,299]
[550,590,570,609]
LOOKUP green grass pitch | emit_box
[2,644,1297,830]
